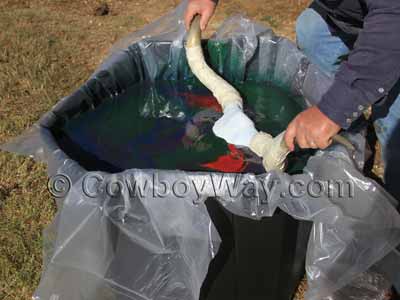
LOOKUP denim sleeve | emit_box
[318,0,400,129]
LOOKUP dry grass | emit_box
[0,1,311,299]
[293,278,308,300]
[210,0,310,40]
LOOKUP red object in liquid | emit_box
[180,93,223,113]
[182,92,245,172]
[202,144,247,173]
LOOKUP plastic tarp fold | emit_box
[2,1,400,299]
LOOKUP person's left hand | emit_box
[284,106,341,151]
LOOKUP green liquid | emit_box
[61,80,312,174]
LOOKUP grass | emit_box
[0,1,310,299]
[0,6,93,299]
[261,15,280,28]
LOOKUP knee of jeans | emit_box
[374,116,400,162]
[296,8,323,52]
[374,120,389,147]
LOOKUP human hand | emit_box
[184,0,217,31]
[284,106,341,151]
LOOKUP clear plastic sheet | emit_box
[35,168,221,300]
[1,1,400,299]
[327,270,392,300]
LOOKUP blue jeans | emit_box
[296,8,400,202]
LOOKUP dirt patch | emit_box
[94,2,110,16]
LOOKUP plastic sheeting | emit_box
[1,1,400,300]
[328,269,392,300]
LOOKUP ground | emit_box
[0,1,378,299]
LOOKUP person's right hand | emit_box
[185,0,217,31]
